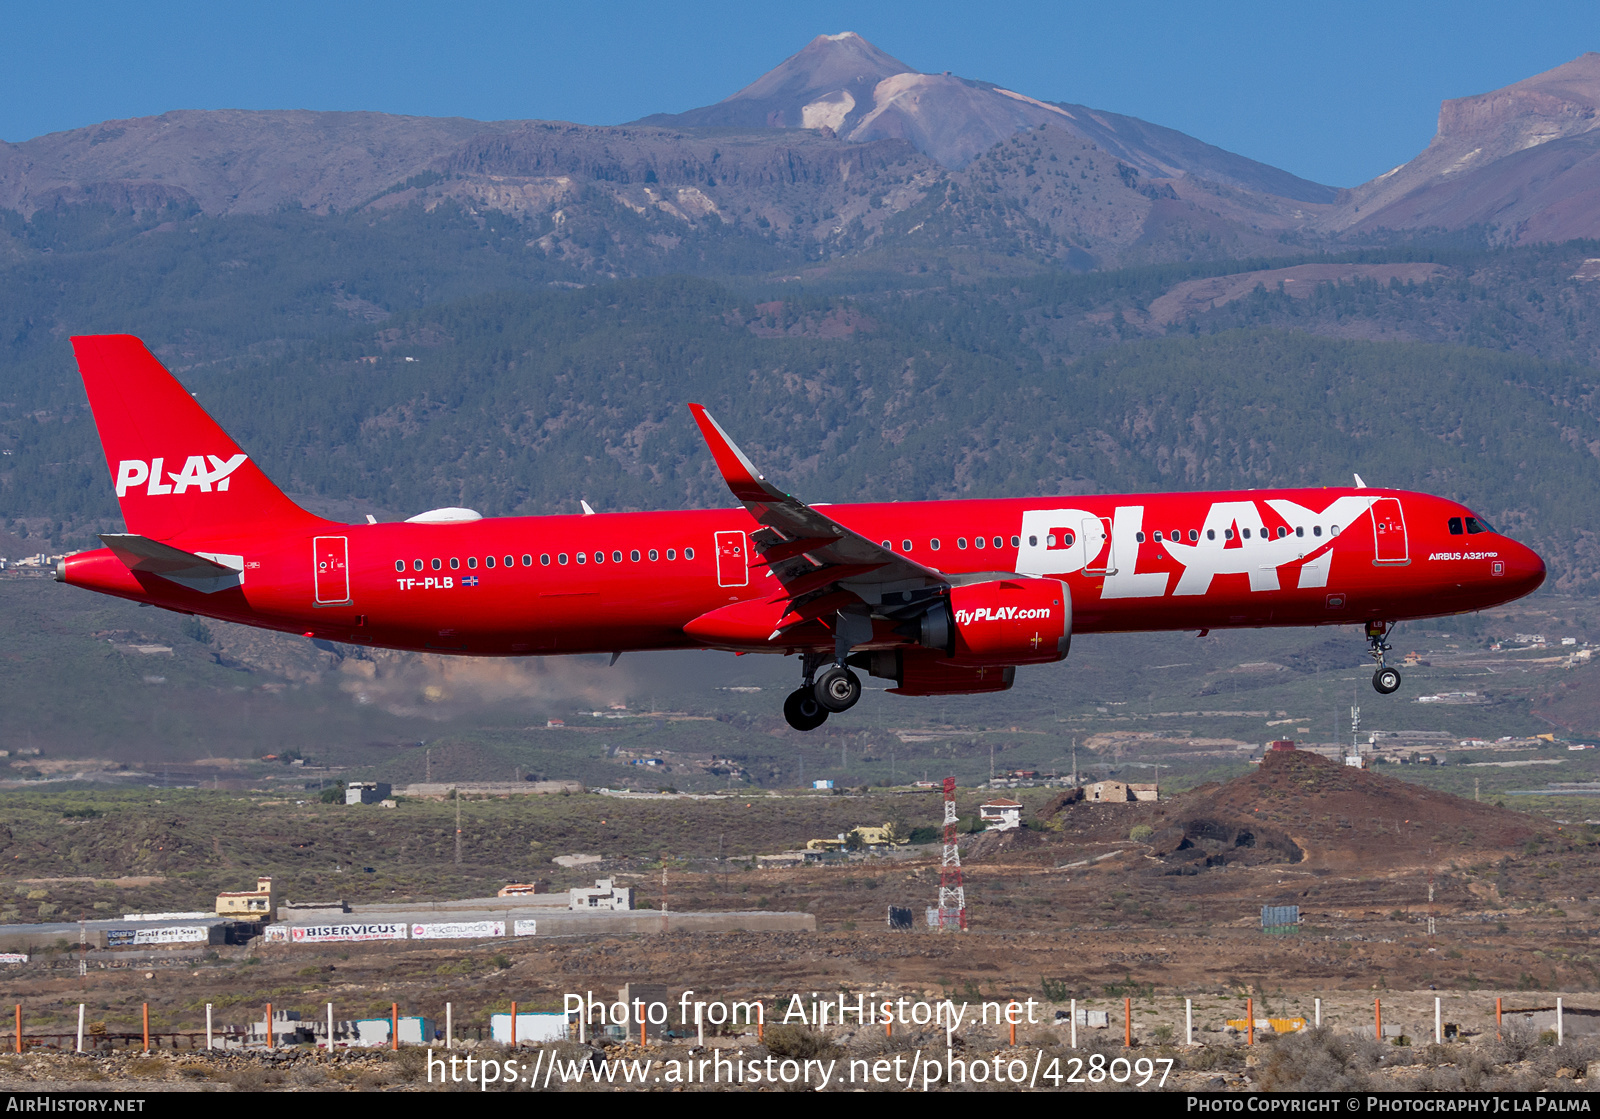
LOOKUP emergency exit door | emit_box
[715,531,749,587]
[314,536,351,604]
[1082,516,1115,576]
[1370,498,1409,565]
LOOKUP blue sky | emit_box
[4,1,1597,187]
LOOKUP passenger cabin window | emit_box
[431,558,442,570]
[503,555,514,568]
[467,557,477,569]
[577,552,587,564]
[612,551,622,563]
[1010,536,1020,547]
[930,539,941,550]
[1188,530,1197,542]
[594,551,605,564]
[558,553,569,565]
[684,547,695,560]
[901,540,912,551]
[1224,529,1233,540]
[1137,532,1147,543]
[667,549,676,560]
[522,554,532,567]
[485,556,495,568]
[974,536,985,549]
[1313,526,1323,537]
[648,549,659,561]
[1295,526,1304,537]
[414,559,424,572]
[450,558,460,570]
[630,550,640,562]
[957,538,967,549]
[1028,536,1038,547]
[540,554,551,565]
[394,560,404,573]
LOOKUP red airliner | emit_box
[58,336,1546,731]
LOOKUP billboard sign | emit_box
[410,921,505,940]
[289,923,406,944]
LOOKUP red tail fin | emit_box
[71,335,323,541]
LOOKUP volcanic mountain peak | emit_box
[644,31,1336,202]
[1330,53,1600,242]
[1436,52,1600,147]
[723,31,914,108]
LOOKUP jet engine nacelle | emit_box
[923,578,1071,666]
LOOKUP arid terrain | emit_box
[3,750,1600,1090]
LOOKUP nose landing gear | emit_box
[1367,620,1401,695]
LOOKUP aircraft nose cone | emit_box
[1508,540,1546,596]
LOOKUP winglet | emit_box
[1353,473,1368,489]
[688,404,786,504]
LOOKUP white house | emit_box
[978,799,1023,831]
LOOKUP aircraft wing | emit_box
[688,404,947,633]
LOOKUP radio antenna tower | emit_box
[937,777,968,931]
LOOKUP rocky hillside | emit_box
[1326,53,1600,244]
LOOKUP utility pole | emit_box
[425,748,430,783]
[990,743,995,783]
[1072,739,1078,787]
[660,855,669,935]
[454,792,461,865]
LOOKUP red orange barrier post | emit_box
[391,1003,399,1051]
[1246,998,1253,1046]
[1124,998,1131,1047]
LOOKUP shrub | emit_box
[763,1025,841,1060]
[1130,825,1154,842]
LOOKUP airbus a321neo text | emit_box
[56,336,1546,731]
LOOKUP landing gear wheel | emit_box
[783,687,829,731]
[813,666,862,713]
[1373,666,1402,695]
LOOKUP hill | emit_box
[1161,747,1543,871]
[1327,53,1600,244]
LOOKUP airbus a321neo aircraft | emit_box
[57,336,1546,731]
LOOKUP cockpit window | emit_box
[1448,517,1463,535]
[1465,516,1492,534]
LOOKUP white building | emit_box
[979,799,1023,831]
[569,878,632,911]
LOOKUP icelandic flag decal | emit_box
[462,575,480,587]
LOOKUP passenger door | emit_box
[715,530,749,588]
[313,536,351,604]
[1370,498,1409,565]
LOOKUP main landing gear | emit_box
[783,650,863,731]
[1367,620,1401,695]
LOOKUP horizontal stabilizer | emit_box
[99,533,244,594]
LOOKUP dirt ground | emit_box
[4,750,1600,1091]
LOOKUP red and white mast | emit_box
[937,776,967,930]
